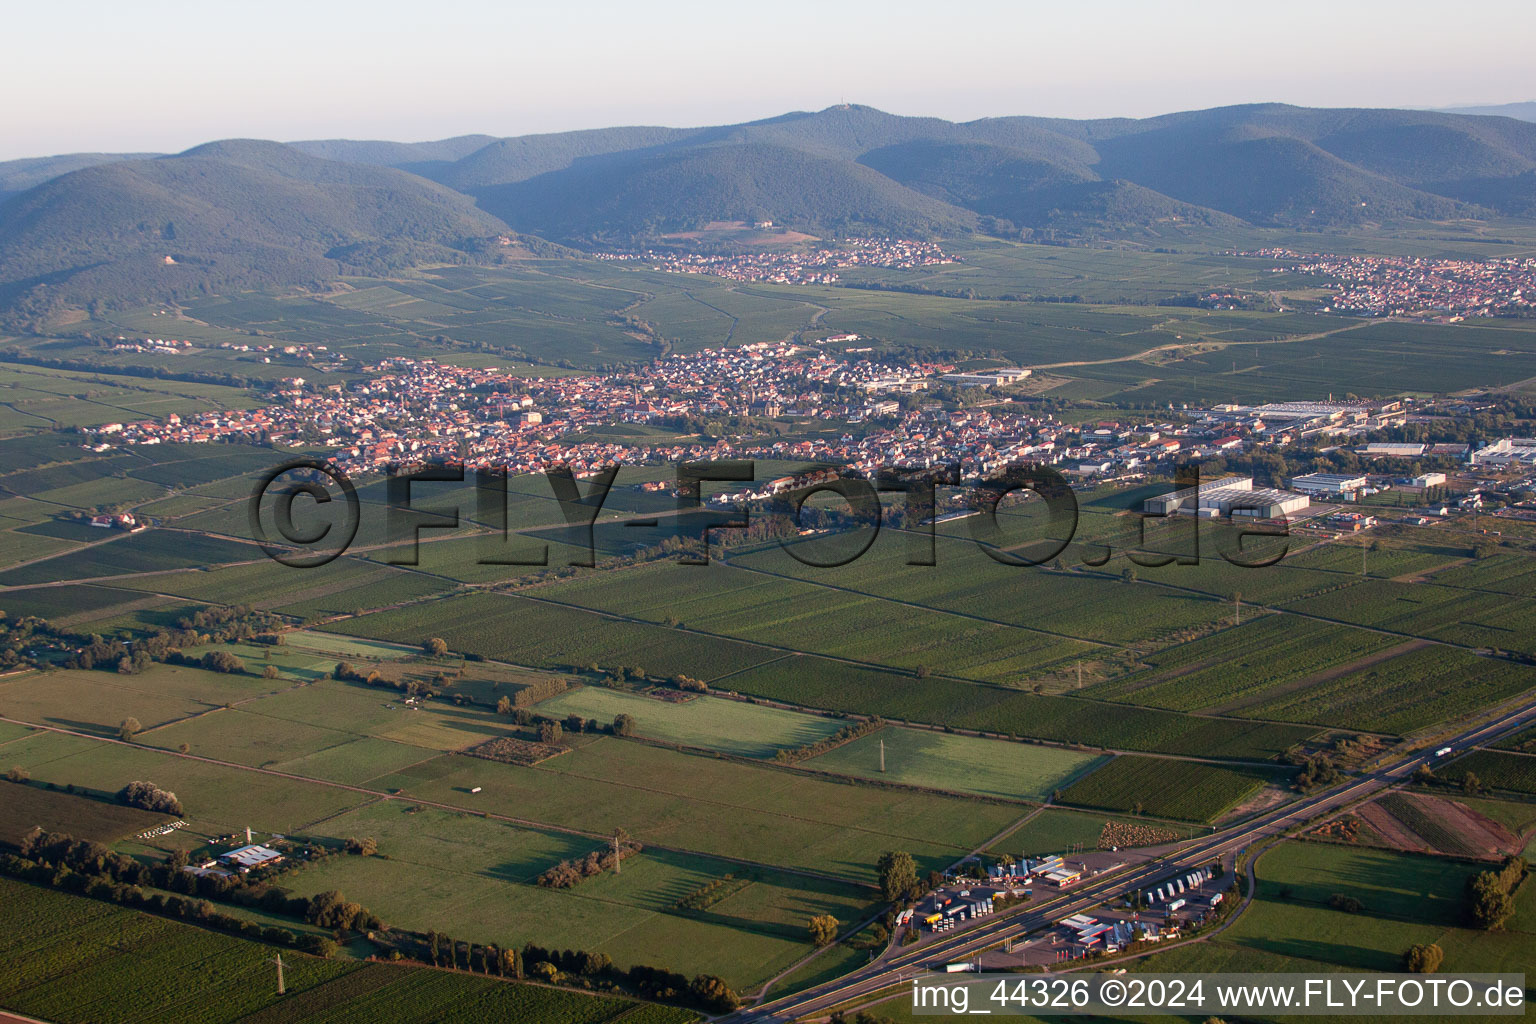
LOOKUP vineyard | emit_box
[1086,617,1401,713]
[1240,647,1536,734]
[0,879,696,1024]
[1437,750,1536,795]
[1056,755,1279,822]
[715,655,1318,760]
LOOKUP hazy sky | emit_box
[5,0,1534,160]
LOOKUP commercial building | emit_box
[1143,475,1309,519]
[1142,475,1252,516]
[1289,472,1368,499]
[940,368,1032,387]
[1358,442,1425,457]
[1471,438,1536,467]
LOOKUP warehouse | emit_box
[1144,475,1308,519]
[1289,472,1367,499]
[1141,474,1252,515]
[940,368,1032,387]
[1471,438,1536,467]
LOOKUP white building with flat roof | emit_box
[1471,438,1536,467]
[1290,473,1368,498]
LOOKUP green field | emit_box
[533,687,846,758]
[282,802,872,991]
[1055,755,1279,822]
[0,877,691,1024]
[802,726,1104,801]
[1150,840,1536,977]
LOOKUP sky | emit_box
[5,0,1534,160]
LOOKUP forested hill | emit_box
[4,102,1536,322]
[0,140,511,325]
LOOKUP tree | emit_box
[200,651,244,674]
[1461,771,1485,796]
[119,717,142,742]
[1403,943,1444,973]
[423,637,448,657]
[1466,857,1526,930]
[807,913,839,947]
[612,713,636,737]
[117,780,183,815]
[4,766,28,783]
[496,695,514,715]
[538,720,563,744]
[263,665,279,679]
[565,714,585,735]
[877,850,919,904]
[688,974,739,1013]
[1328,893,1363,913]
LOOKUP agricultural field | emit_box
[1,729,373,836]
[322,592,784,683]
[801,726,1104,801]
[712,655,1318,760]
[0,528,262,586]
[1163,840,1536,975]
[986,807,1198,857]
[532,687,846,758]
[1359,792,1522,860]
[114,557,456,620]
[1240,646,1536,734]
[282,803,873,991]
[1436,750,1536,796]
[358,736,1022,883]
[0,877,684,1024]
[0,782,173,845]
[528,560,1096,683]
[1055,755,1280,822]
[1084,616,1403,715]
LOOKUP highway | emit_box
[729,696,1536,1022]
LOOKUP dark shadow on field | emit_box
[42,717,130,738]
[1235,936,1402,972]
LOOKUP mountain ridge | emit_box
[4,102,1536,323]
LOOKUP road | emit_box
[728,696,1536,1022]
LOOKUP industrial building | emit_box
[1471,438,1536,467]
[940,368,1031,387]
[1289,472,1368,499]
[1143,475,1309,519]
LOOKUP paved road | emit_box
[727,696,1536,1022]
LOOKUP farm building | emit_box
[218,844,284,871]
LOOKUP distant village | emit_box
[1241,249,1536,319]
[594,237,957,285]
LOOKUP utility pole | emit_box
[1076,661,1082,689]
[612,832,622,874]
[879,737,886,773]
[274,955,285,995]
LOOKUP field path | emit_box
[1022,317,1373,371]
